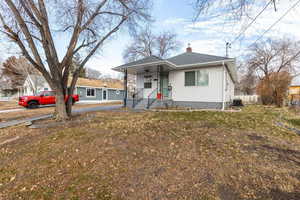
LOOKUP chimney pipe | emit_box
[186,43,192,53]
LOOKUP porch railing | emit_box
[132,88,144,108]
[147,88,158,109]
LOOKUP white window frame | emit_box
[86,88,96,97]
[184,69,209,87]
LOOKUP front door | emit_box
[103,89,107,101]
[160,73,169,99]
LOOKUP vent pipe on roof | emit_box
[186,43,192,53]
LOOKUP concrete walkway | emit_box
[0,105,122,129]
[0,108,25,113]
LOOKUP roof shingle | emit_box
[167,52,230,66]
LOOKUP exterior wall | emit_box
[136,72,159,98]
[76,87,102,101]
[169,66,224,103]
[173,101,223,109]
[225,68,235,102]
[22,77,50,96]
[108,89,124,100]
[76,87,124,102]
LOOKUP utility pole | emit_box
[273,0,277,11]
[226,42,231,57]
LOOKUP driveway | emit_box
[0,105,122,129]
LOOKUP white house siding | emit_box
[169,66,224,103]
[22,76,50,96]
[136,72,159,98]
[225,68,235,102]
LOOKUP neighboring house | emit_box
[20,75,124,103]
[288,76,300,105]
[20,74,50,96]
[113,45,237,109]
[0,77,24,99]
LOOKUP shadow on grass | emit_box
[218,184,300,200]
[260,145,300,167]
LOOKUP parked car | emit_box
[18,91,79,109]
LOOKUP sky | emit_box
[1,0,300,78]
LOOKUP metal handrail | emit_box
[147,88,158,109]
[132,88,144,108]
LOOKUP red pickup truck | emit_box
[18,91,79,109]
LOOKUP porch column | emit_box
[123,68,128,107]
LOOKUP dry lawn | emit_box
[0,101,20,110]
[0,102,121,122]
[0,106,300,200]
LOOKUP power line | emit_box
[230,0,273,44]
[249,0,300,47]
[234,0,300,58]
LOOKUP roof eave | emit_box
[176,59,235,68]
[112,60,177,72]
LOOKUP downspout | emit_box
[123,68,128,107]
[222,61,226,110]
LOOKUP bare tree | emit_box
[86,68,102,80]
[193,0,273,20]
[0,0,150,120]
[123,27,181,62]
[70,53,86,78]
[245,38,300,106]
[248,39,300,79]
[1,56,39,89]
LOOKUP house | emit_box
[20,74,50,96]
[0,76,25,100]
[20,75,124,103]
[288,76,300,105]
[112,45,237,109]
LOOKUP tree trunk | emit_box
[55,88,69,120]
[66,87,73,116]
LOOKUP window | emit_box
[86,88,95,97]
[42,91,54,96]
[185,70,209,86]
[196,70,209,86]
[144,82,152,89]
[185,71,196,86]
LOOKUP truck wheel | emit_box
[28,101,39,109]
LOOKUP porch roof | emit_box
[112,55,177,74]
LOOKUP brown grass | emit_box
[0,102,121,122]
[0,105,300,200]
[0,101,20,110]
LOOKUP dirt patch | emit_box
[0,106,300,199]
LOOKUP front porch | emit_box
[114,56,175,109]
[129,66,173,109]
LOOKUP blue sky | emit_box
[89,0,300,77]
[1,0,300,77]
